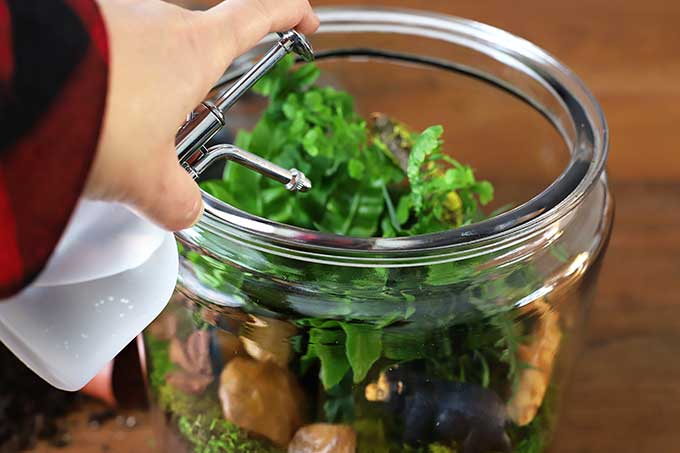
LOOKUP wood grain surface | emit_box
[31,1,680,452]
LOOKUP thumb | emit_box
[199,0,319,67]
[128,149,204,232]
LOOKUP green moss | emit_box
[158,385,222,420]
[178,414,280,453]
[146,335,279,453]
[401,443,456,453]
[146,334,175,392]
[353,418,389,453]
[429,444,456,453]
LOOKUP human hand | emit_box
[86,0,318,230]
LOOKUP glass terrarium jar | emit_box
[143,7,612,453]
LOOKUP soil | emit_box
[0,343,79,451]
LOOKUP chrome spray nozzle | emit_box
[183,145,311,193]
[176,30,313,191]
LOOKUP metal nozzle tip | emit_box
[286,168,312,192]
[299,174,312,192]
[278,30,314,62]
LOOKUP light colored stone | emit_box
[288,424,357,453]
[507,298,561,426]
[240,315,297,367]
[218,357,305,447]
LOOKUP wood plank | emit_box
[552,182,680,452]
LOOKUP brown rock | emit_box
[288,424,357,453]
[215,330,244,360]
[169,338,192,371]
[507,298,561,426]
[240,315,298,367]
[167,330,214,395]
[169,331,211,375]
[166,371,213,395]
[218,357,305,447]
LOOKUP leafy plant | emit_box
[201,55,492,238]
[297,319,385,390]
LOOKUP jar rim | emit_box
[178,6,608,265]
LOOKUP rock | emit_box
[167,330,214,395]
[218,357,305,447]
[507,298,561,426]
[215,330,244,360]
[240,315,298,367]
[166,371,213,395]
[288,424,357,453]
[169,331,211,375]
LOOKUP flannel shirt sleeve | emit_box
[0,0,109,297]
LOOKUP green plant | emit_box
[202,55,492,238]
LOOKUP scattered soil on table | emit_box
[0,343,79,451]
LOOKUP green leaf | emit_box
[474,180,495,205]
[260,186,297,223]
[301,324,351,390]
[323,374,355,423]
[219,162,263,215]
[304,90,324,112]
[282,101,299,120]
[348,158,365,180]
[396,195,412,225]
[200,180,237,206]
[289,112,308,136]
[316,181,384,237]
[381,184,402,233]
[252,54,295,97]
[233,130,252,149]
[380,215,397,238]
[248,114,280,158]
[341,323,382,383]
[290,63,321,88]
[315,344,351,390]
[408,125,444,214]
[382,328,427,362]
[302,127,322,157]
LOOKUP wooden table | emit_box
[36,1,680,452]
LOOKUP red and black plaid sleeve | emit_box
[0,0,109,298]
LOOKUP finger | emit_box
[201,0,319,63]
[294,7,320,35]
[126,148,204,231]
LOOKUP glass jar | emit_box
[144,7,612,453]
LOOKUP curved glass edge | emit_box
[178,7,609,265]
